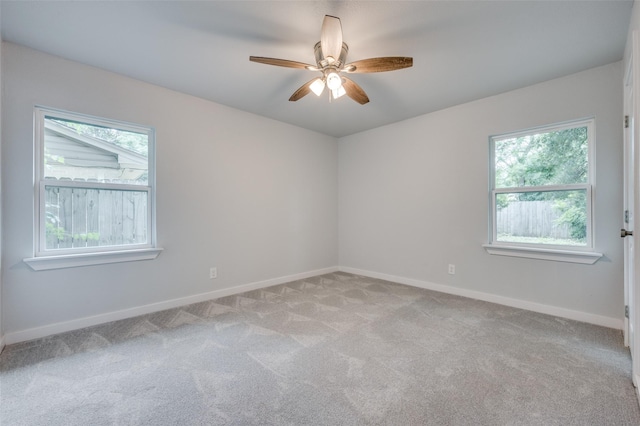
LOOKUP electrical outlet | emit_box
[209,267,218,279]
[448,264,455,275]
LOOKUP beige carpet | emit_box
[1,272,639,425]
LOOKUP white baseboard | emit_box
[3,266,339,345]
[4,265,622,345]
[339,266,623,330]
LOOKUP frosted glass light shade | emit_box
[332,85,346,99]
[326,72,342,90]
[310,78,325,96]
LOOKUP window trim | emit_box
[481,244,602,264]
[24,248,163,271]
[484,118,602,263]
[25,106,160,270]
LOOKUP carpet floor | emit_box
[1,272,639,425]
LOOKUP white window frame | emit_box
[24,107,162,270]
[483,118,603,264]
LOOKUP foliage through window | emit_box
[35,107,156,256]
[490,119,593,249]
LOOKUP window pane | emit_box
[45,186,148,250]
[494,126,588,188]
[43,116,149,185]
[495,189,587,246]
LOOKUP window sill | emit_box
[482,244,602,264]
[24,248,163,271]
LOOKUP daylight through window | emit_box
[34,107,156,256]
[489,119,594,249]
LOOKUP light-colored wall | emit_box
[339,61,623,326]
[0,5,4,351]
[0,41,626,342]
[1,43,338,341]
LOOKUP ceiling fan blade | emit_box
[342,77,370,105]
[289,79,317,101]
[320,15,343,63]
[344,57,413,73]
[250,56,316,70]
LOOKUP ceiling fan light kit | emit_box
[250,15,413,105]
[309,78,326,96]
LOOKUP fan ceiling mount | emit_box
[250,15,413,105]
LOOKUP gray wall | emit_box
[1,43,338,338]
[0,41,626,342]
[339,62,623,324]
[0,5,3,349]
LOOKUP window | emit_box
[25,107,161,270]
[485,118,602,264]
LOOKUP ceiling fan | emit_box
[250,15,413,105]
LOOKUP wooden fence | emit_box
[45,185,148,249]
[496,200,571,239]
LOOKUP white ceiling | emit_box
[0,1,634,137]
